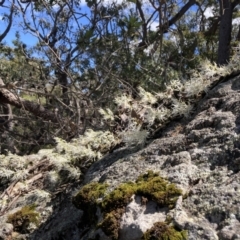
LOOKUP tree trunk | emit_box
[217,0,233,66]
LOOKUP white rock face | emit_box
[119,195,167,240]
[219,218,240,240]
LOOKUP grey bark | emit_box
[217,0,240,65]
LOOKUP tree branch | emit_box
[138,0,197,49]
[163,0,197,32]
[0,0,15,42]
[0,78,59,123]
[232,0,240,9]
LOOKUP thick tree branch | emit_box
[0,78,59,123]
[138,0,197,48]
[0,0,15,42]
[0,0,5,5]
[232,0,240,9]
[163,0,197,33]
[136,0,147,45]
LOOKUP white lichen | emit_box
[138,86,157,105]
[114,94,133,109]
[99,108,115,121]
[11,169,29,181]
[96,45,240,147]
[53,129,117,168]
[120,129,148,147]
[172,99,193,118]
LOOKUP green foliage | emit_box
[0,0,240,156]
[21,94,46,104]
[0,34,44,87]
[7,204,40,233]
[142,222,187,240]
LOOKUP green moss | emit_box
[142,222,188,240]
[72,171,184,239]
[136,171,182,209]
[97,209,124,240]
[101,182,136,212]
[99,182,136,239]
[7,204,40,233]
[72,182,108,222]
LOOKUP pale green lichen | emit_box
[0,154,30,185]
[24,189,51,204]
[120,129,148,147]
[0,153,27,170]
[138,86,158,104]
[0,168,14,181]
[11,169,29,181]
[98,108,115,121]
[55,129,117,165]
[98,46,240,142]
[114,93,133,109]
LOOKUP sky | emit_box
[1,1,240,49]
[0,0,165,48]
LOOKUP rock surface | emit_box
[1,74,240,239]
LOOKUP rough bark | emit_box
[217,0,233,65]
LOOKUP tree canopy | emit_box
[0,0,240,154]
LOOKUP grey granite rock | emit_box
[1,74,240,239]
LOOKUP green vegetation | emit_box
[73,171,183,239]
[101,182,136,212]
[7,204,40,233]
[72,182,108,223]
[1,0,240,155]
[136,171,182,209]
[98,209,124,240]
[142,222,187,240]
[21,94,46,105]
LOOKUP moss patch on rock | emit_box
[72,171,183,239]
[136,171,182,209]
[7,204,40,233]
[72,182,108,223]
[97,208,124,240]
[101,182,136,212]
[142,222,188,240]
